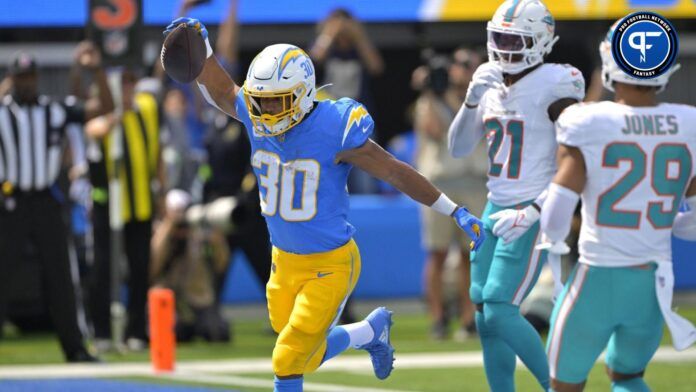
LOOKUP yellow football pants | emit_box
[267,239,361,376]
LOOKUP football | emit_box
[161,23,207,83]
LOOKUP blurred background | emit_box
[0,1,695,391]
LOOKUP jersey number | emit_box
[597,142,692,229]
[252,150,320,222]
[485,118,523,178]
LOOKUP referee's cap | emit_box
[9,52,37,76]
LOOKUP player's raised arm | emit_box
[447,62,502,158]
[336,139,485,250]
[162,18,241,119]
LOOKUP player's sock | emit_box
[274,375,303,392]
[484,302,550,390]
[322,321,374,363]
[476,310,517,392]
[343,320,374,347]
[611,378,650,392]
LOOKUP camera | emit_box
[166,189,247,234]
[184,196,242,233]
[426,55,450,96]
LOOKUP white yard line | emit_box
[165,371,412,392]
[0,346,694,380]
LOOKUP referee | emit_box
[0,50,113,362]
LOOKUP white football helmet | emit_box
[243,44,316,136]
[599,20,680,94]
[487,0,558,74]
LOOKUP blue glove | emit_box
[453,207,486,252]
[164,17,208,39]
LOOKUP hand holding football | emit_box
[161,23,207,83]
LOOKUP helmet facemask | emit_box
[487,25,557,74]
[243,44,317,137]
[244,82,308,137]
[486,0,558,75]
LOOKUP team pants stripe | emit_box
[512,230,542,305]
[547,263,589,379]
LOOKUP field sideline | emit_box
[1,303,695,391]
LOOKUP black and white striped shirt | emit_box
[0,95,84,192]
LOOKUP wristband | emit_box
[432,193,458,216]
[204,38,214,58]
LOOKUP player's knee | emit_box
[483,302,517,328]
[474,306,494,337]
[272,340,306,376]
[269,314,289,334]
[470,285,483,304]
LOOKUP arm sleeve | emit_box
[552,64,586,102]
[540,182,580,243]
[233,90,251,124]
[338,99,374,152]
[448,99,485,158]
[66,123,87,171]
[673,195,696,241]
[197,81,225,113]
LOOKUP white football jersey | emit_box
[479,63,585,206]
[557,101,696,267]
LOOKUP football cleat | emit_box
[357,307,395,380]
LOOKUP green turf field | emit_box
[1,306,695,391]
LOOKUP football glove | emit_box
[535,239,571,255]
[453,207,486,251]
[164,17,213,58]
[464,62,504,107]
[489,204,540,244]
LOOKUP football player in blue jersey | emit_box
[164,18,485,392]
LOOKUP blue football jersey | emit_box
[234,91,374,254]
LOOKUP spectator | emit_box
[413,49,487,341]
[310,8,384,194]
[161,87,203,193]
[0,48,113,362]
[85,69,163,352]
[150,189,230,342]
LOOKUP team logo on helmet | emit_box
[611,11,678,79]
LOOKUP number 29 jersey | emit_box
[234,91,373,254]
[479,63,585,206]
[557,101,696,267]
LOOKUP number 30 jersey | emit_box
[234,91,373,254]
[557,101,696,267]
[479,63,585,206]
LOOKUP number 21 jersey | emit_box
[479,63,585,206]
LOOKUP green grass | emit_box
[118,363,696,392]
[2,306,696,391]
[0,313,481,365]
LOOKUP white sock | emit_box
[342,320,374,348]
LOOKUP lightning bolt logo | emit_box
[278,48,307,80]
[341,105,369,147]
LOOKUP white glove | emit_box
[489,205,540,244]
[535,238,571,255]
[464,62,504,107]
